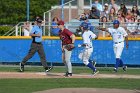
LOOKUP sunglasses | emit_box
[117,14,121,15]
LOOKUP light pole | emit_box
[27,0,30,21]
[61,0,64,20]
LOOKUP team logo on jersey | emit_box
[60,35,65,40]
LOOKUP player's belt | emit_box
[32,42,41,44]
[114,41,123,44]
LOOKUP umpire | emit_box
[19,18,52,72]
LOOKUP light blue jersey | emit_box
[31,25,42,43]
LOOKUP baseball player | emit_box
[58,20,75,77]
[78,22,99,75]
[97,20,129,72]
[19,18,53,73]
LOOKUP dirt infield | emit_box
[33,88,140,93]
[0,72,140,79]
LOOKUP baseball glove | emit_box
[65,44,75,51]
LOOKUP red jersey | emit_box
[59,28,73,45]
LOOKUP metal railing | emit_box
[43,0,76,36]
[3,22,24,36]
[3,20,140,37]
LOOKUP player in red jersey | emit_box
[58,20,75,77]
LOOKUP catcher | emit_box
[58,20,75,77]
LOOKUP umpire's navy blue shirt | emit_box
[31,25,42,43]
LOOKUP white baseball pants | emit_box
[79,48,93,65]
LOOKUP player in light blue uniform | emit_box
[98,20,129,72]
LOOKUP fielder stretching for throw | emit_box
[78,22,99,75]
[97,20,129,72]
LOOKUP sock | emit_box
[115,58,120,69]
[87,62,96,72]
[120,59,125,67]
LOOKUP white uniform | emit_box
[108,27,128,58]
[79,30,96,65]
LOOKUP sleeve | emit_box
[30,26,36,34]
[65,29,73,37]
[91,31,96,39]
[108,28,112,34]
[51,22,57,26]
[121,27,128,37]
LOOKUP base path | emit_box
[0,72,140,79]
[33,88,140,93]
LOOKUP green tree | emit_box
[0,0,59,25]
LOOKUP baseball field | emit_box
[0,66,140,93]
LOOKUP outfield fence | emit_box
[0,36,139,66]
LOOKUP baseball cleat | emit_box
[123,66,127,71]
[45,66,53,72]
[92,70,99,76]
[19,63,24,72]
[64,72,72,77]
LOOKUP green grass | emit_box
[0,78,140,93]
[0,66,140,75]
[0,66,140,93]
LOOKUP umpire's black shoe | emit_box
[45,66,53,72]
[19,63,24,72]
[64,72,72,77]
[123,66,127,71]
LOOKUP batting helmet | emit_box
[113,20,120,25]
[81,22,88,30]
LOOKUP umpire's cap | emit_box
[36,18,42,23]
[113,20,120,25]
[58,20,65,25]
[81,22,88,30]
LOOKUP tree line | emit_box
[0,0,59,25]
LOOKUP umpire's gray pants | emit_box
[63,48,72,73]
[21,43,48,69]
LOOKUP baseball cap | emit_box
[92,4,97,8]
[58,20,65,25]
[104,3,108,6]
[81,22,88,30]
[36,18,42,23]
[121,3,125,5]
[113,20,120,25]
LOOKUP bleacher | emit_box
[65,19,100,34]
